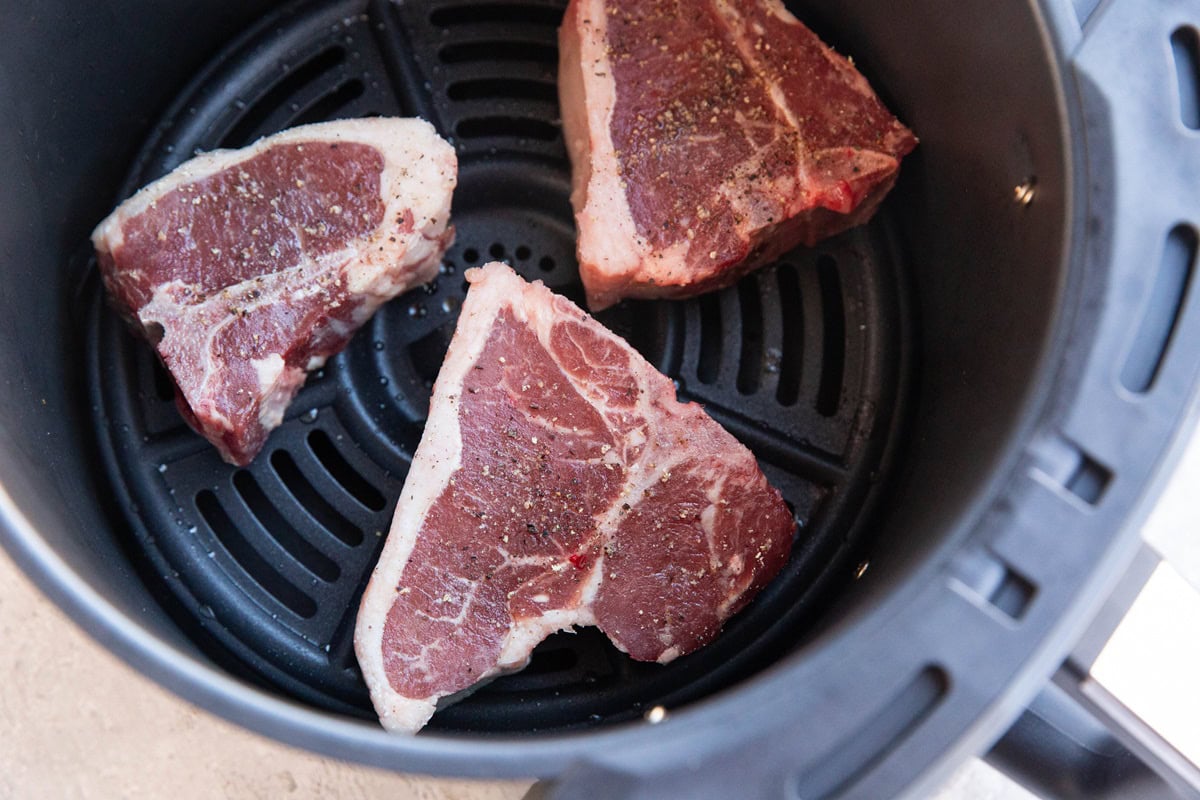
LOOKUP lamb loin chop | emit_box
[93,118,456,464]
[355,262,795,733]
[559,0,917,310]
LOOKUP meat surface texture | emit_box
[559,0,917,310]
[92,118,456,465]
[355,261,795,733]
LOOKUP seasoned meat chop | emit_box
[559,0,917,309]
[355,262,795,732]
[93,118,456,464]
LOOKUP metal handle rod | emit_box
[988,545,1200,799]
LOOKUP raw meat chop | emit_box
[92,118,456,465]
[355,261,795,732]
[559,0,918,310]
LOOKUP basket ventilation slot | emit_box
[816,256,845,417]
[737,278,765,395]
[233,469,341,582]
[430,4,564,27]
[292,79,367,128]
[270,449,365,546]
[1172,27,1200,130]
[196,489,318,619]
[307,429,387,511]
[697,294,723,385]
[439,41,558,64]
[447,78,558,102]
[1062,449,1113,506]
[949,547,1037,622]
[1120,224,1197,394]
[791,666,949,800]
[223,47,348,149]
[775,263,805,405]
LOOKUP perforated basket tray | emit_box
[85,0,913,732]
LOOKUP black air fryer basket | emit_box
[2,0,1199,797]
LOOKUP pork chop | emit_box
[355,261,795,733]
[559,0,917,310]
[92,118,456,465]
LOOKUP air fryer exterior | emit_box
[1,1,1199,798]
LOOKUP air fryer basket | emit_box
[87,0,910,728]
[2,0,1199,797]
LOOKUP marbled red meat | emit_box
[92,119,456,464]
[355,262,795,732]
[559,0,917,309]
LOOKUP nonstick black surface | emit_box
[86,0,913,731]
